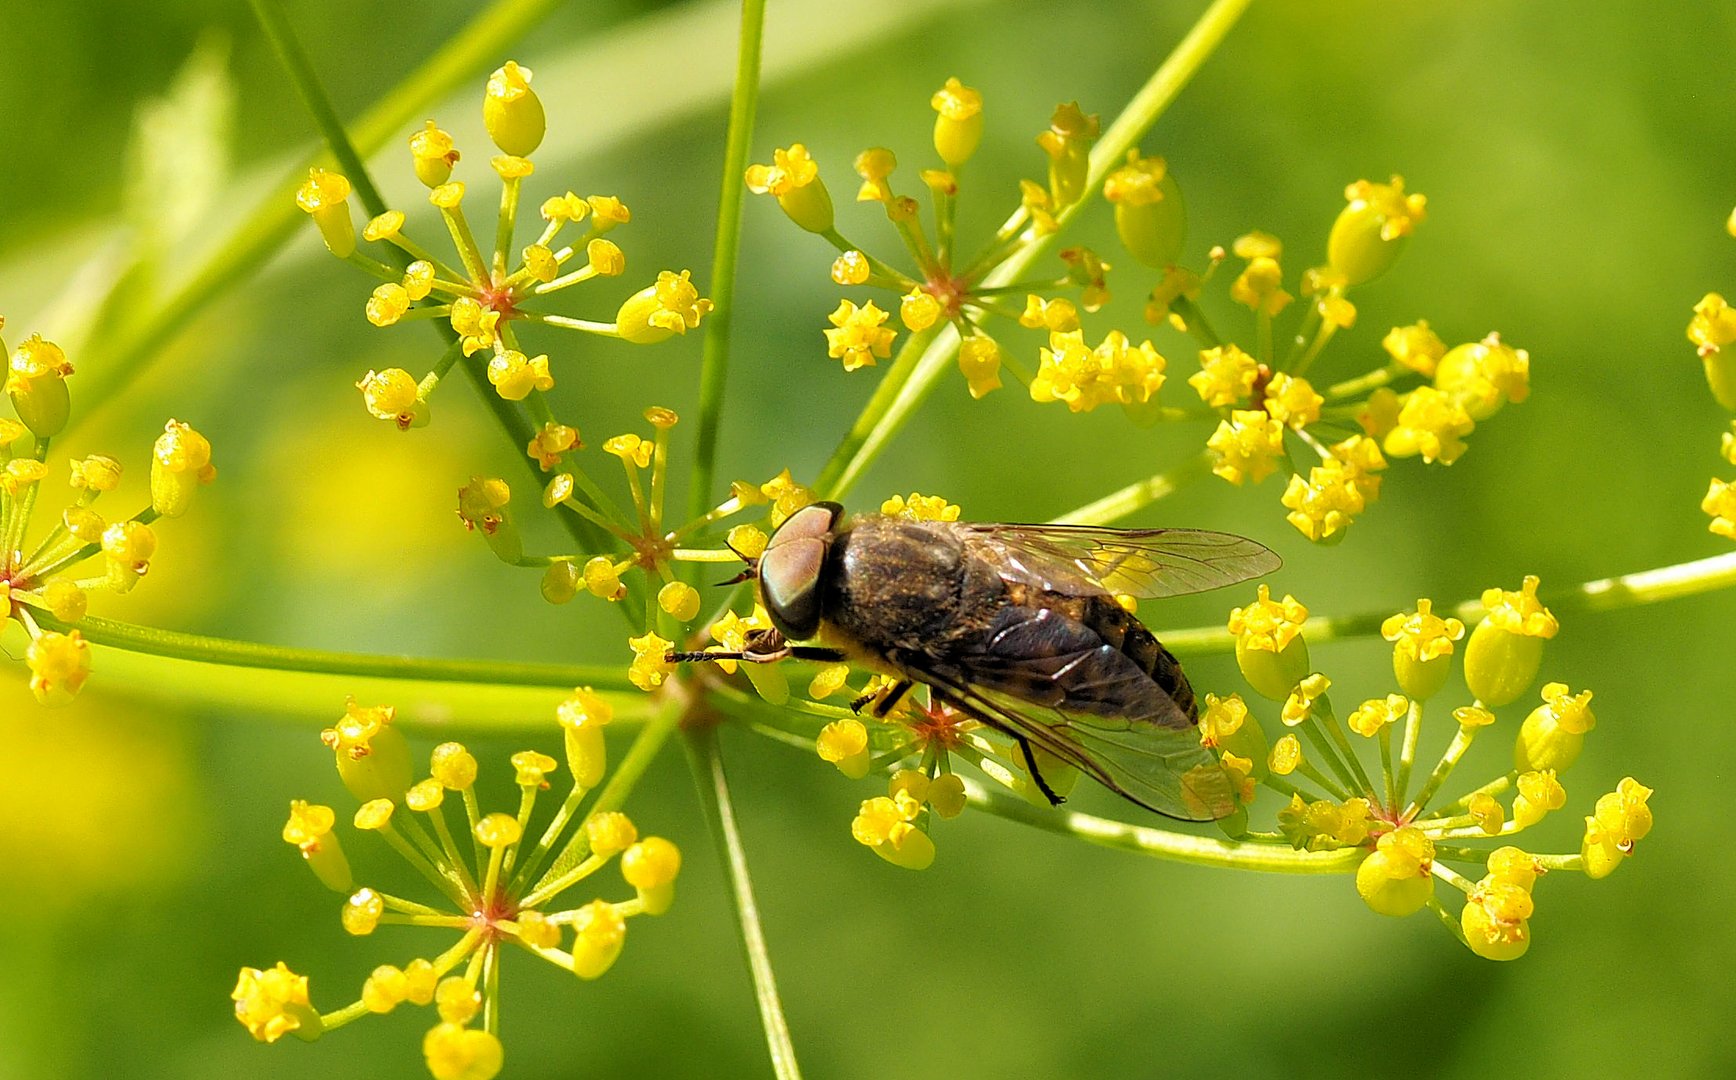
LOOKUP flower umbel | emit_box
[238,695,680,1078]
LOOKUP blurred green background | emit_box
[2,1,1732,1077]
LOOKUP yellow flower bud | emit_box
[25,629,91,706]
[615,270,714,344]
[569,900,626,979]
[231,963,322,1044]
[294,168,355,258]
[283,800,352,893]
[1380,598,1465,700]
[1688,293,1736,409]
[423,1022,503,1080]
[1511,769,1565,828]
[928,773,967,819]
[320,701,413,803]
[582,556,626,602]
[657,581,701,622]
[1227,585,1311,700]
[745,144,833,233]
[1104,151,1186,267]
[1326,175,1426,286]
[541,559,579,605]
[474,812,522,849]
[622,836,681,914]
[7,334,73,437]
[586,811,638,859]
[69,453,121,492]
[816,718,872,779]
[832,250,871,285]
[1355,827,1435,917]
[1515,682,1595,772]
[1036,101,1099,207]
[409,121,460,188]
[930,77,984,167]
[342,888,384,935]
[483,61,545,157]
[558,687,613,787]
[150,418,215,518]
[431,742,478,790]
[1463,576,1557,707]
[101,520,156,593]
[1460,877,1532,961]
[456,477,521,563]
[956,335,1003,400]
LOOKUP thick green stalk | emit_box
[685,724,804,1080]
[814,0,1256,499]
[689,0,769,521]
[42,613,621,687]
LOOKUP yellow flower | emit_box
[1189,344,1259,407]
[853,147,897,203]
[615,270,713,344]
[1481,574,1559,638]
[1687,292,1736,355]
[621,836,682,914]
[1346,694,1408,738]
[1280,459,1367,543]
[1262,373,1322,428]
[485,350,554,401]
[1228,585,1310,701]
[1327,175,1426,286]
[1018,294,1081,333]
[1230,256,1292,316]
[356,368,420,425]
[283,800,352,892]
[1461,876,1533,961]
[1582,777,1653,879]
[1206,410,1284,485]
[558,686,614,787]
[851,791,936,870]
[957,335,1003,399]
[1104,150,1186,267]
[1036,101,1099,206]
[1434,333,1530,420]
[7,333,74,437]
[1703,478,1736,540]
[409,120,460,187]
[746,144,833,232]
[1280,673,1330,727]
[1355,827,1434,917]
[817,718,872,779]
[1383,386,1474,465]
[25,630,91,706]
[823,299,896,372]
[881,492,961,521]
[1464,575,1557,707]
[150,419,216,518]
[1030,329,1167,412]
[526,421,579,471]
[1383,321,1447,376]
[1380,598,1465,698]
[294,168,355,258]
[232,962,320,1043]
[627,632,675,691]
[1515,681,1596,772]
[1197,692,1249,747]
[423,1022,505,1080]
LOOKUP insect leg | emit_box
[1015,735,1066,807]
[788,646,848,662]
[869,679,914,718]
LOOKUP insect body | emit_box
[687,501,1280,822]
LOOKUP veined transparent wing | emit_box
[960,522,1280,599]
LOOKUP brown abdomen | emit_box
[1065,592,1198,721]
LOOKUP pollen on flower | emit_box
[832,251,872,285]
[824,299,896,371]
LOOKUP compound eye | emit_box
[765,501,843,550]
[759,536,825,639]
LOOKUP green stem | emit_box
[812,0,1256,500]
[1052,451,1211,525]
[966,779,1361,874]
[43,613,624,688]
[689,0,768,523]
[684,723,804,1080]
[535,697,683,889]
[1156,550,1736,658]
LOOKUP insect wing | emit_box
[963,523,1280,599]
[903,655,1237,821]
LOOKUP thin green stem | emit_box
[535,698,683,890]
[966,779,1361,874]
[1052,451,1211,526]
[685,723,804,1080]
[689,0,768,523]
[812,0,1256,500]
[1155,550,1736,659]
